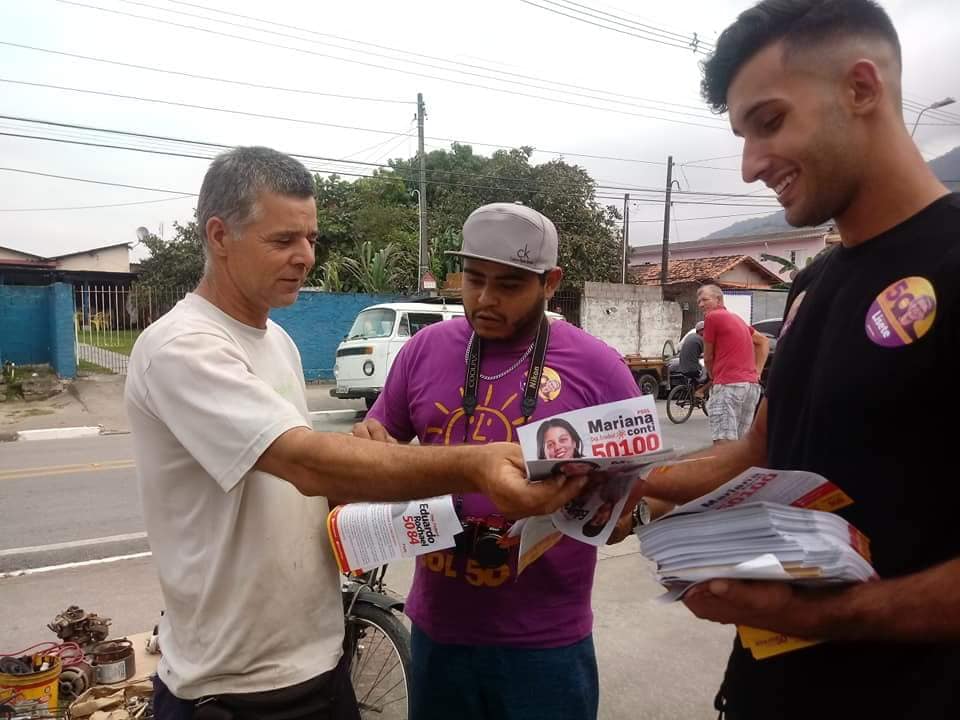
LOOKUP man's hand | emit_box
[352,418,397,444]
[606,511,636,545]
[682,579,831,638]
[472,442,589,519]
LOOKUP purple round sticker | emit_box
[864,276,937,348]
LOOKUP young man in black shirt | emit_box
[678,321,707,384]
[634,1,960,717]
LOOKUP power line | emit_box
[553,0,713,47]
[528,0,710,53]
[0,116,784,206]
[0,41,413,105]
[0,194,196,212]
[680,153,740,165]
[0,78,434,143]
[628,210,776,223]
[370,133,418,165]
[0,109,739,184]
[0,166,192,194]
[340,127,415,162]
[56,0,726,130]
[519,0,697,52]
[903,96,960,123]
[2,129,786,208]
[0,60,707,168]
[0,114,781,203]
[159,0,715,116]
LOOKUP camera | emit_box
[454,515,511,568]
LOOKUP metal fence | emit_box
[74,284,187,374]
[551,286,582,327]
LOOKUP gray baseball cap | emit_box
[446,202,558,274]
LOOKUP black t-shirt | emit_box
[722,194,960,719]
[679,332,704,375]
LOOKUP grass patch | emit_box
[79,360,115,375]
[77,329,140,356]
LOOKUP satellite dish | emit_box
[136,226,150,242]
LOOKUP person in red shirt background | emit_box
[697,284,769,443]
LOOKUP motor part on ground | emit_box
[89,639,137,685]
[59,660,96,701]
[47,606,111,649]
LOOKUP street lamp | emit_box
[911,97,956,137]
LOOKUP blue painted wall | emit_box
[272,290,405,380]
[0,283,76,377]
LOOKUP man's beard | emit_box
[512,294,547,340]
[469,291,546,341]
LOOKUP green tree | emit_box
[135,220,204,289]
[389,145,622,287]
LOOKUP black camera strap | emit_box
[461,314,550,444]
[455,314,551,530]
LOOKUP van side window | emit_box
[398,314,411,337]
[407,313,444,336]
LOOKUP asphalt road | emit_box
[0,402,730,719]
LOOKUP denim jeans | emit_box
[408,624,599,720]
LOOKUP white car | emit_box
[332,302,466,408]
[332,301,563,409]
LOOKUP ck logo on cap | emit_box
[516,244,532,263]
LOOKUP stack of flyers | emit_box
[636,467,876,659]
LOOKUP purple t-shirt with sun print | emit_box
[368,316,640,648]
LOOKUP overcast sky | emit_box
[2,0,958,261]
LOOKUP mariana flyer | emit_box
[516,395,673,551]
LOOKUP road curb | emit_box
[15,426,103,442]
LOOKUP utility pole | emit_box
[417,93,428,292]
[621,193,630,283]
[660,156,674,287]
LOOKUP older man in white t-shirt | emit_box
[125,147,587,720]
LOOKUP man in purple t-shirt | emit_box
[354,203,641,720]
[697,284,769,443]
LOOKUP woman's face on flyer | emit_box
[544,426,576,459]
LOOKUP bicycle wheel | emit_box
[667,384,694,424]
[345,603,411,719]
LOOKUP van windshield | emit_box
[347,308,396,340]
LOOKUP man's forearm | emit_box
[644,441,761,504]
[813,557,960,643]
[262,428,479,501]
[643,401,767,504]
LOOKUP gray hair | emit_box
[697,284,724,303]
[197,146,315,256]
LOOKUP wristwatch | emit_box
[632,499,652,528]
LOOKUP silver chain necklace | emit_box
[464,332,536,382]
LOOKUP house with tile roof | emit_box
[629,254,787,334]
[629,226,840,281]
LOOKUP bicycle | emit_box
[666,374,710,424]
[342,565,412,719]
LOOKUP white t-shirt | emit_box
[125,293,343,699]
